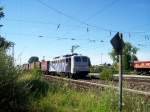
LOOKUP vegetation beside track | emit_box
[29,73,150,112]
[0,45,149,112]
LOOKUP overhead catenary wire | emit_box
[35,0,88,25]
[6,18,150,44]
[3,32,105,43]
[84,0,121,21]
[2,0,150,45]
[6,18,85,29]
[35,0,149,35]
[6,18,150,37]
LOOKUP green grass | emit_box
[1,66,150,112]
[29,83,117,112]
[24,75,149,112]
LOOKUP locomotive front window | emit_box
[75,57,81,62]
[82,57,88,62]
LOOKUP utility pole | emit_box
[100,53,103,65]
[118,48,123,112]
[43,56,45,61]
[71,45,79,54]
[100,40,104,65]
[10,42,15,64]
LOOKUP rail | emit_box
[44,75,150,97]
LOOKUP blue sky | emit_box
[0,0,150,65]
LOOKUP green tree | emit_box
[0,7,12,49]
[0,7,29,112]
[28,56,39,63]
[0,7,4,28]
[0,7,4,19]
[109,42,138,71]
[0,36,13,49]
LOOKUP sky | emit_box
[0,0,150,65]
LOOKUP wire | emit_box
[6,18,85,30]
[35,0,149,34]
[6,18,149,36]
[6,18,57,25]
[35,0,116,32]
[35,0,87,25]
[35,0,114,31]
[84,0,120,21]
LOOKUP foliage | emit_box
[90,65,103,73]
[90,64,112,73]
[0,37,13,49]
[1,53,149,112]
[28,56,39,64]
[100,67,114,80]
[109,42,138,71]
[27,69,49,97]
[0,39,47,111]
[0,7,12,49]
[0,50,49,112]
[0,7,4,19]
[0,8,48,112]
[0,47,28,112]
[29,80,150,112]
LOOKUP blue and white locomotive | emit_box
[49,53,91,78]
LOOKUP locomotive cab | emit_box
[71,56,90,76]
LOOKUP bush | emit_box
[100,68,114,80]
[27,69,49,97]
[0,48,29,112]
[0,48,50,111]
[31,68,42,80]
[90,65,103,73]
[30,81,150,112]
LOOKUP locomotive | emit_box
[23,53,91,78]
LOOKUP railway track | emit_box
[44,75,150,97]
[79,76,150,92]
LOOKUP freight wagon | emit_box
[22,64,29,70]
[41,61,50,74]
[132,61,150,75]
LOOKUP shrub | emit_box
[90,65,103,73]
[100,68,114,80]
[0,48,29,112]
[31,68,42,80]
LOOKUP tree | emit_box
[0,36,12,49]
[0,7,11,49]
[109,42,138,71]
[0,7,4,28]
[28,56,39,64]
[0,7,4,18]
[0,7,30,112]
